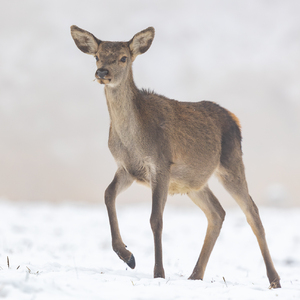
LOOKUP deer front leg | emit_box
[105,167,135,268]
[150,172,170,278]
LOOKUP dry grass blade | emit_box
[26,266,40,275]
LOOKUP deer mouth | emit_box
[96,78,111,85]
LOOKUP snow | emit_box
[0,200,299,299]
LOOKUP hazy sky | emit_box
[0,0,300,206]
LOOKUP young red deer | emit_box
[70,25,281,288]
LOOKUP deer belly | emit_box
[168,163,216,195]
[168,179,205,195]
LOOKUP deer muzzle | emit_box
[95,68,111,84]
[95,68,108,79]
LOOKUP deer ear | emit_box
[129,27,155,61]
[70,25,101,55]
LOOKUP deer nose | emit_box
[96,68,109,79]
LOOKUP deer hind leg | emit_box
[216,156,281,288]
[105,167,135,268]
[187,186,226,280]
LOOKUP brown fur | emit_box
[70,25,281,288]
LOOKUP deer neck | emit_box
[104,70,140,139]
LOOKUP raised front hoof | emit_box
[269,278,281,289]
[115,248,136,269]
[126,254,136,269]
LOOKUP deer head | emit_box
[70,25,155,87]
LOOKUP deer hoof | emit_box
[126,254,136,269]
[154,267,165,279]
[188,272,203,280]
[269,278,281,289]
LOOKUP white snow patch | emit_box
[0,200,299,299]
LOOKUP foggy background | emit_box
[0,0,299,206]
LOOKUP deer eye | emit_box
[120,56,127,63]
[95,56,99,62]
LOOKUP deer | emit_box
[70,25,281,288]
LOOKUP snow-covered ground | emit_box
[0,200,299,299]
